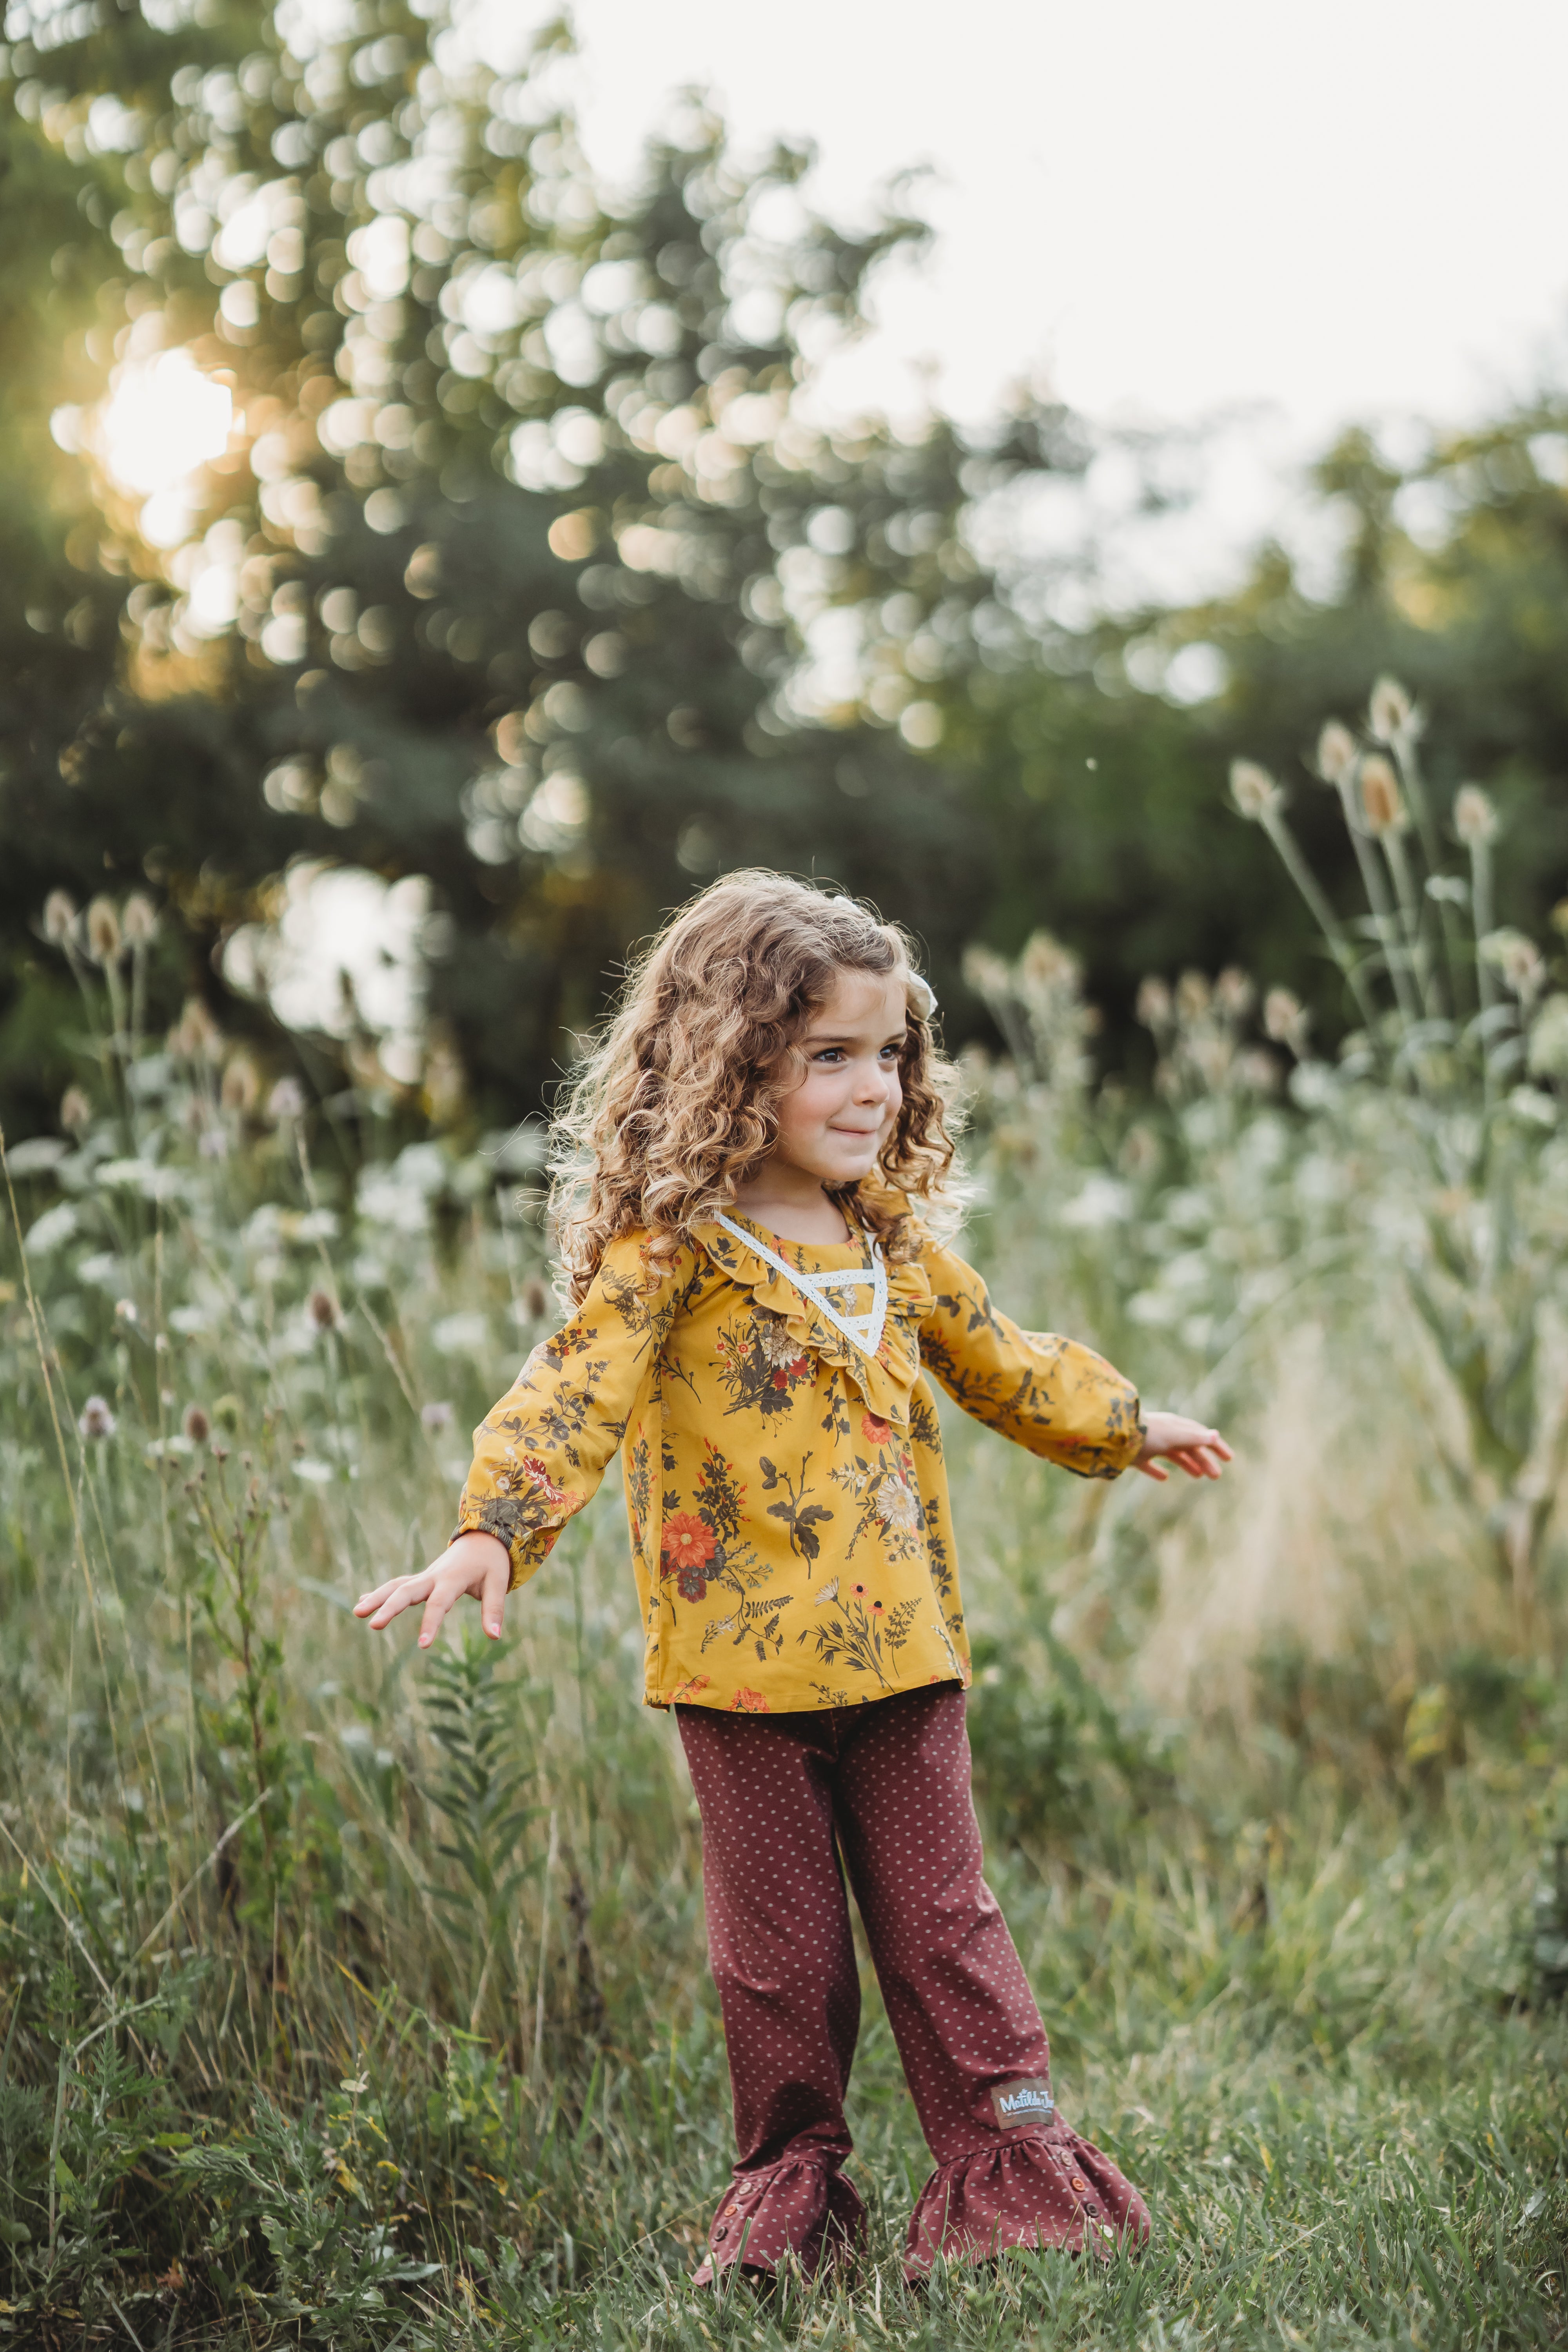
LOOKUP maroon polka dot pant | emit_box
[677,1682,1149,2282]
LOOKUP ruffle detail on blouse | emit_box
[903,2126,1150,2278]
[695,1219,931,1426]
[693,2154,866,2283]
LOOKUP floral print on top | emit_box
[452,1202,1144,1714]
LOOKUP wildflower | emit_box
[1176,970,1211,1021]
[1235,1048,1280,1094]
[114,1297,138,1325]
[1315,721,1357,787]
[1368,675,1417,741]
[853,1582,866,1596]
[815,1579,839,1606]
[78,1395,116,1440]
[221,1056,260,1114]
[676,1565,708,1602]
[730,1689,769,1712]
[43,890,78,946]
[60,1085,91,1134]
[1263,987,1310,1055]
[267,1076,306,1123]
[1526,995,1568,1081]
[519,1275,551,1322]
[122,893,159,946]
[1481,930,1546,1003]
[961,946,1012,1001]
[1214,968,1254,1019]
[171,997,223,1063]
[1453,783,1498,847]
[1358,753,1405,836]
[421,1399,454,1432]
[1136,976,1172,1033]
[85,897,122,965]
[861,1414,891,1446]
[1019,933,1080,989]
[1229,759,1281,820]
[307,1287,343,1334]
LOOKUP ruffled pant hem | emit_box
[903,2125,1150,2279]
[693,2154,866,2284]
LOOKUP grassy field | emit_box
[2,875,1567,2345]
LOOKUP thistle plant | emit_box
[1230,681,1568,1644]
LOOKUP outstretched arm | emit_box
[918,1238,1145,1477]
[356,1232,691,1648]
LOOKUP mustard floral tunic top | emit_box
[454,1203,1144,1715]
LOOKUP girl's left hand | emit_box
[1134,1411,1232,1482]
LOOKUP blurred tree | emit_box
[936,417,1568,1054]
[0,0,1087,1135]
[3,1,1565,1142]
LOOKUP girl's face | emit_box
[770,966,907,1189]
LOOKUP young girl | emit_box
[355,873,1229,2282]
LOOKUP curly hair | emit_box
[548,871,964,1303]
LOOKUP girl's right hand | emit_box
[354,1529,512,1647]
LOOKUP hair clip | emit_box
[906,973,937,1019]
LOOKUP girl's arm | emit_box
[917,1238,1226,1481]
[355,1234,692,1645]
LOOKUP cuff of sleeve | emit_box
[1056,1392,1145,1482]
[451,1506,564,1591]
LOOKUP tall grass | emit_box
[1,694,1566,2345]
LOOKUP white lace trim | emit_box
[713,1213,889,1361]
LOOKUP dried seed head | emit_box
[1358,753,1405,837]
[182,1403,211,1446]
[1018,932,1080,989]
[307,1287,342,1334]
[60,1085,92,1135]
[1263,987,1310,1053]
[1480,928,1546,1001]
[1235,1047,1280,1095]
[1176,970,1211,1021]
[121,893,158,947]
[1526,994,1568,1082]
[1136,976,1172,1033]
[85,897,123,965]
[220,1055,260,1114]
[960,946,1012,1000]
[1315,721,1357,788]
[78,1394,117,1440]
[1229,759,1281,820]
[520,1276,550,1322]
[1368,675,1416,741]
[266,1076,306,1124]
[43,889,78,946]
[1454,783,1498,847]
[171,996,223,1063]
[1215,967,1254,1019]
[421,1399,454,1432]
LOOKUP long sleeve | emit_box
[915,1237,1143,1479]
[453,1233,693,1589]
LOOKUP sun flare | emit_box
[98,350,233,498]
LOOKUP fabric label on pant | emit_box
[991,2078,1055,2130]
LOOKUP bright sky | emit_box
[554,0,1568,596]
